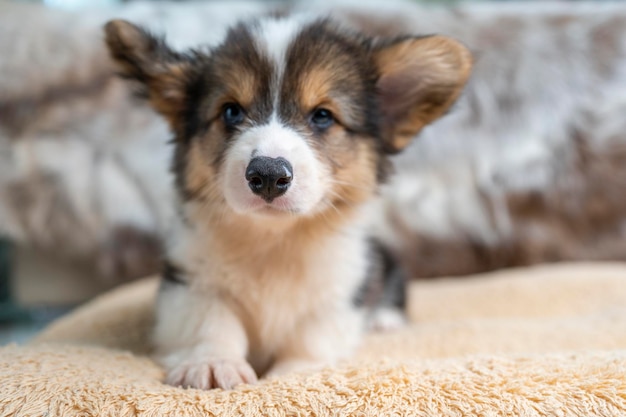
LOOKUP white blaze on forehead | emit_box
[254,19,295,67]
[252,121,302,158]
[253,14,315,73]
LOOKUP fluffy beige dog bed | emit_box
[2,263,626,415]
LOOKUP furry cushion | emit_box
[2,263,626,415]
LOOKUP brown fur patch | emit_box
[375,35,473,152]
[327,138,379,211]
[214,70,257,112]
[297,68,334,113]
[147,63,194,128]
[182,138,220,202]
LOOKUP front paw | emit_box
[166,358,257,390]
[367,307,407,332]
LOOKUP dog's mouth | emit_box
[243,192,302,216]
[259,203,300,216]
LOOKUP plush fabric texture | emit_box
[2,263,626,416]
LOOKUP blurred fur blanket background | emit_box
[1,0,626,286]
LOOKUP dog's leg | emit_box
[366,253,407,332]
[154,281,257,390]
[266,307,364,378]
[354,239,408,331]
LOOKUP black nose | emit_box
[245,156,293,202]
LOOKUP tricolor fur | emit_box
[105,14,471,389]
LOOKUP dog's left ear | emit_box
[374,35,472,153]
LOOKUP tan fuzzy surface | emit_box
[3,263,626,416]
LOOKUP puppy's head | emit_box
[104,16,471,220]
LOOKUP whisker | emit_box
[329,179,373,192]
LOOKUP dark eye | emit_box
[222,103,245,127]
[310,108,334,130]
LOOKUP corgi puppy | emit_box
[104,13,471,390]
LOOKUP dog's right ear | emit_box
[104,19,194,131]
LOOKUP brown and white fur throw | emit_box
[1,1,626,283]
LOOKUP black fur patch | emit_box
[162,260,187,285]
[354,239,406,310]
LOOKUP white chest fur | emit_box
[158,204,371,372]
